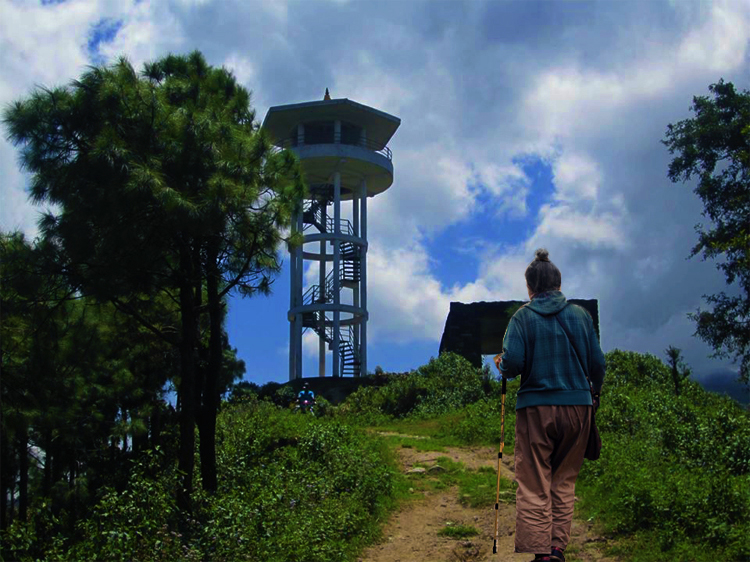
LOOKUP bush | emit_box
[199,401,397,561]
[313,394,332,417]
[576,349,750,561]
[412,353,485,416]
[274,384,298,408]
[65,448,199,562]
[14,400,399,562]
[446,394,517,448]
[339,352,487,419]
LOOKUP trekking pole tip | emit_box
[492,540,497,554]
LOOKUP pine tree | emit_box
[664,345,692,396]
[3,51,304,503]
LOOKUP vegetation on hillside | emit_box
[578,350,750,562]
[2,398,398,562]
[3,343,749,561]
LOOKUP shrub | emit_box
[576,350,750,561]
[274,384,298,408]
[18,400,399,562]
[313,394,332,417]
[412,353,485,416]
[339,352,487,419]
[201,401,397,561]
[444,396,516,448]
[65,449,198,562]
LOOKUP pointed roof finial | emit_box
[324,88,331,101]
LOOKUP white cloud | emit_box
[520,1,750,147]
[0,0,116,239]
[366,244,450,343]
[98,1,185,70]
[302,330,319,357]
[677,1,750,73]
[473,161,531,220]
[369,145,475,248]
[0,0,96,89]
[552,152,602,202]
[224,53,256,87]
[534,204,629,251]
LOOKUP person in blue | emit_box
[297,382,316,413]
[495,248,605,562]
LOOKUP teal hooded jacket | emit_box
[498,290,605,410]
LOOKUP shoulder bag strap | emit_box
[553,306,596,399]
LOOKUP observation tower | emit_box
[263,90,400,380]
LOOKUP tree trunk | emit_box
[43,430,52,498]
[177,243,198,511]
[122,406,129,453]
[18,426,28,522]
[198,238,221,493]
[150,403,162,450]
[0,425,11,530]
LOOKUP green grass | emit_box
[460,465,516,508]
[364,415,468,448]
[400,456,516,508]
[375,433,450,453]
[437,524,480,539]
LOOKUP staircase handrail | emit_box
[302,200,356,236]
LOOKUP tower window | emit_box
[304,121,335,145]
[341,122,362,145]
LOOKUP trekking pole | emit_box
[492,354,507,555]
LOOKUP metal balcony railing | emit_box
[271,132,392,160]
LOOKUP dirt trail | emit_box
[359,437,617,562]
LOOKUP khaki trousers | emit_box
[514,405,591,554]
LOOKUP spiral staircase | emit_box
[300,198,362,377]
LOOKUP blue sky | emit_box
[1,0,749,403]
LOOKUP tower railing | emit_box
[271,133,392,160]
[301,257,360,308]
[302,200,355,237]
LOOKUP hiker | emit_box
[296,382,316,414]
[495,248,605,562]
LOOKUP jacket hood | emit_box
[525,290,568,316]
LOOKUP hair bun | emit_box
[535,248,550,262]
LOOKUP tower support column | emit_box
[333,172,341,377]
[360,179,367,378]
[295,207,303,379]
[352,190,360,375]
[289,229,296,380]
[319,201,327,377]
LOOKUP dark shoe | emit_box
[550,547,565,562]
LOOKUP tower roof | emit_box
[262,98,401,151]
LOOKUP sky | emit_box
[1,0,749,403]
